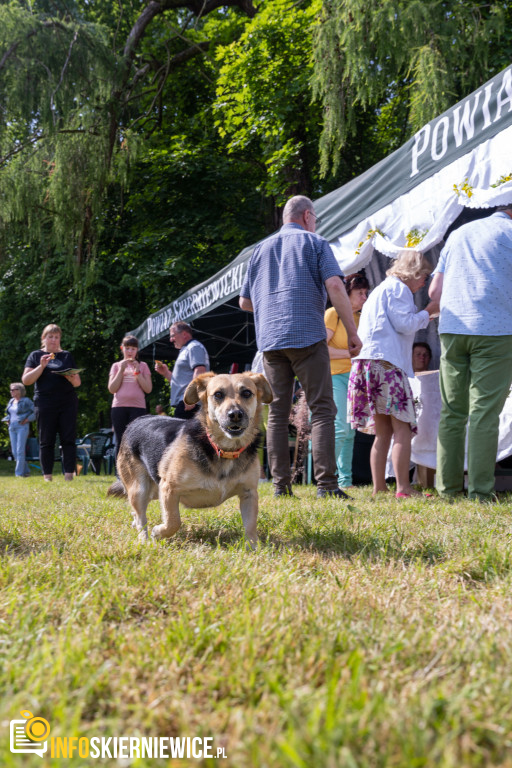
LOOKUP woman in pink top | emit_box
[108,335,152,462]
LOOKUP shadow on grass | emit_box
[166,520,447,565]
[273,527,447,564]
[0,530,43,557]
[173,524,512,584]
[4,522,512,585]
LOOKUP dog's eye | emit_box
[214,391,224,401]
[240,389,253,399]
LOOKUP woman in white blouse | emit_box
[348,251,439,498]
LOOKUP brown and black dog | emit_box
[108,371,273,546]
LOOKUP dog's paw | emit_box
[151,525,163,540]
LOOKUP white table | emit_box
[410,370,512,470]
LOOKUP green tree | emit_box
[0,0,257,266]
[313,0,512,175]
[214,0,324,212]
[0,230,150,437]
[117,138,267,315]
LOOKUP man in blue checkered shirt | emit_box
[240,195,362,498]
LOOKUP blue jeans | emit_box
[332,372,355,486]
[9,422,30,477]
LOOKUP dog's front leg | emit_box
[127,488,150,542]
[239,488,258,549]
[152,480,182,541]
[131,509,149,542]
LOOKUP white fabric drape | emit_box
[329,124,512,273]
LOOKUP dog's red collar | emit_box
[206,431,249,459]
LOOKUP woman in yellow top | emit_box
[325,274,370,487]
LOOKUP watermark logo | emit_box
[10,710,50,758]
[9,710,227,760]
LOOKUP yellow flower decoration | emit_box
[405,228,428,248]
[453,178,474,198]
[491,173,512,188]
[354,228,386,256]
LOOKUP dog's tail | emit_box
[107,480,127,498]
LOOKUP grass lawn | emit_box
[1,464,512,767]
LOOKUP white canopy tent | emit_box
[131,63,512,368]
[318,64,512,271]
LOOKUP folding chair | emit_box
[76,432,113,475]
[26,437,42,474]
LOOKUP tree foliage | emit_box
[111,134,267,315]
[313,0,512,175]
[0,2,116,266]
[214,0,323,208]
[0,0,257,267]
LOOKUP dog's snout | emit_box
[227,407,244,423]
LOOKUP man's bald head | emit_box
[282,195,315,223]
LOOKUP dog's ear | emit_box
[184,371,216,405]
[247,373,273,404]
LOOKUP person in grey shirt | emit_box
[155,322,209,419]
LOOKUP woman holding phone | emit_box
[22,323,81,482]
[108,335,152,463]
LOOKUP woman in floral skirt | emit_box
[348,252,439,498]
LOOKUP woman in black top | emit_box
[22,324,81,481]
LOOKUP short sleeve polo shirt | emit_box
[240,223,343,351]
